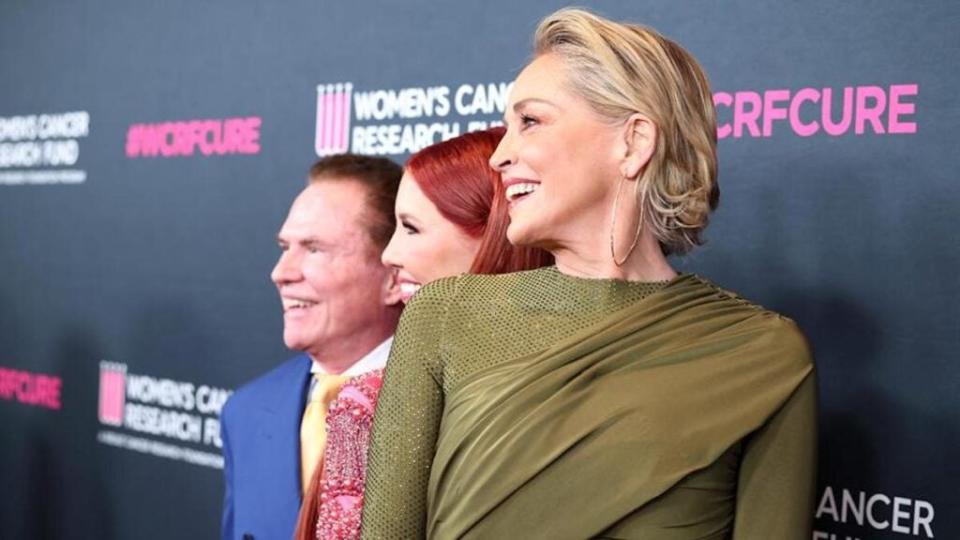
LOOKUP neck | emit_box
[306,308,400,374]
[552,231,676,282]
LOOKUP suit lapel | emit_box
[259,354,312,504]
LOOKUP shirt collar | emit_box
[310,336,393,377]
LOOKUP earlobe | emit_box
[621,114,657,180]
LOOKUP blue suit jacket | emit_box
[221,354,312,540]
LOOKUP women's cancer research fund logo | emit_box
[314,80,513,157]
[96,361,233,469]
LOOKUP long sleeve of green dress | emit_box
[361,278,451,539]
[734,371,818,538]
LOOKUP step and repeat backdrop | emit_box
[1,1,957,539]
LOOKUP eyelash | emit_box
[520,114,538,129]
[402,221,419,235]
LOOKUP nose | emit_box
[489,129,515,172]
[270,248,302,286]
[380,228,403,269]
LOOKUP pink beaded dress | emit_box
[313,369,384,540]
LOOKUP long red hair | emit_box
[406,126,553,274]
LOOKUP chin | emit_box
[282,331,306,352]
[506,218,539,248]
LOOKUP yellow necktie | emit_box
[300,373,346,493]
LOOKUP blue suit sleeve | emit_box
[220,400,235,540]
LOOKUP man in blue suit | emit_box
[221,155,403,540]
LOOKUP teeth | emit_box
[286,300,317,310]
[400,283,421,295]
[505,182,539,201]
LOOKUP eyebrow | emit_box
[299,237,333,246]
[503,98,558,125]
[512,98,557,112]
[396,212,420,224]
[275,235,333,247]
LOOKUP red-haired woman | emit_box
[294,127,552,540]
[382,126,552,300]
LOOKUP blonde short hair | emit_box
[535,8,719,255]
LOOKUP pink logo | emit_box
[0,366,62,410]
[713,84,918,139]
[125,117,262,158]
[315,83,353,156]
[98,361,126,425]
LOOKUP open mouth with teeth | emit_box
[283,299,318,312]
[505,182,540,205]
[399,282,421,303]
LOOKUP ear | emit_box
[620,113,657,180]
[381,266,404,307]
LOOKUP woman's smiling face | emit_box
[490,53,625,252]
[380,171,482,303]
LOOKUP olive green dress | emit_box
[361,267,816,539]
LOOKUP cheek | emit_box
[417,235,469,282]
[518,137,553,173]
[442,234,480,275]
[301,264,329,291]
[302,257,350,292]
[395,237,430,281]
[329,263,387,313]
[519,138,589,203]
[554,145,614,201]
[412,240,449,282]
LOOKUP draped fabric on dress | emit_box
[425,275,814,539]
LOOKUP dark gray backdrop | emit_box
[1,1,957,539]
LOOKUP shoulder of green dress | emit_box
[747,310,814,369]
[399,275,462,323]
[458,266,553,290]
[687,276,815,369]
[412,274,462,301]
[399,269,544,324]
[688,275,785,316]
[389,277,461,376]
[415,268,546,305]
[772,314,815,369]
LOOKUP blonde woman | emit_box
[362,8,816,539]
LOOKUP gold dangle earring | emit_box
[610,174,645,266]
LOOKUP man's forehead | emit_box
[280,182,368,236]
[300,178,369,203]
